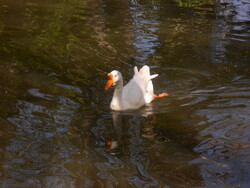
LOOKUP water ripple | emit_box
[4,87,81,187]
[192,78,250,186]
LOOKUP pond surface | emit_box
[0,0,250,187]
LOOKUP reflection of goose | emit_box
[105,65,168,111]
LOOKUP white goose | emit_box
[105,65,168,111]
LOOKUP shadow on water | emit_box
[0,0,250,187]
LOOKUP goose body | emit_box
[105,65,168,111]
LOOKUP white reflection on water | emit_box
[212,0,250,62]
[129,1,161,63]
[217,0,250,23]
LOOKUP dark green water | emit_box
[0,0,250,187]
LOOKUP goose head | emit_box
[105,70,122,90]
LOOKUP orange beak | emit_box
[105,73,114,90]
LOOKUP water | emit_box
[0,0,250,187]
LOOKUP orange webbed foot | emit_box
[154,93,169,99]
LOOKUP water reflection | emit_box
[188,78,250,186]
[1,0,250,187]
[3,86,81,187]
[91,108,159,187]
[90,104,204,187]
[211,0,250,63]
[129,1,161,63]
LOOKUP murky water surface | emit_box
[0,0,250,187]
